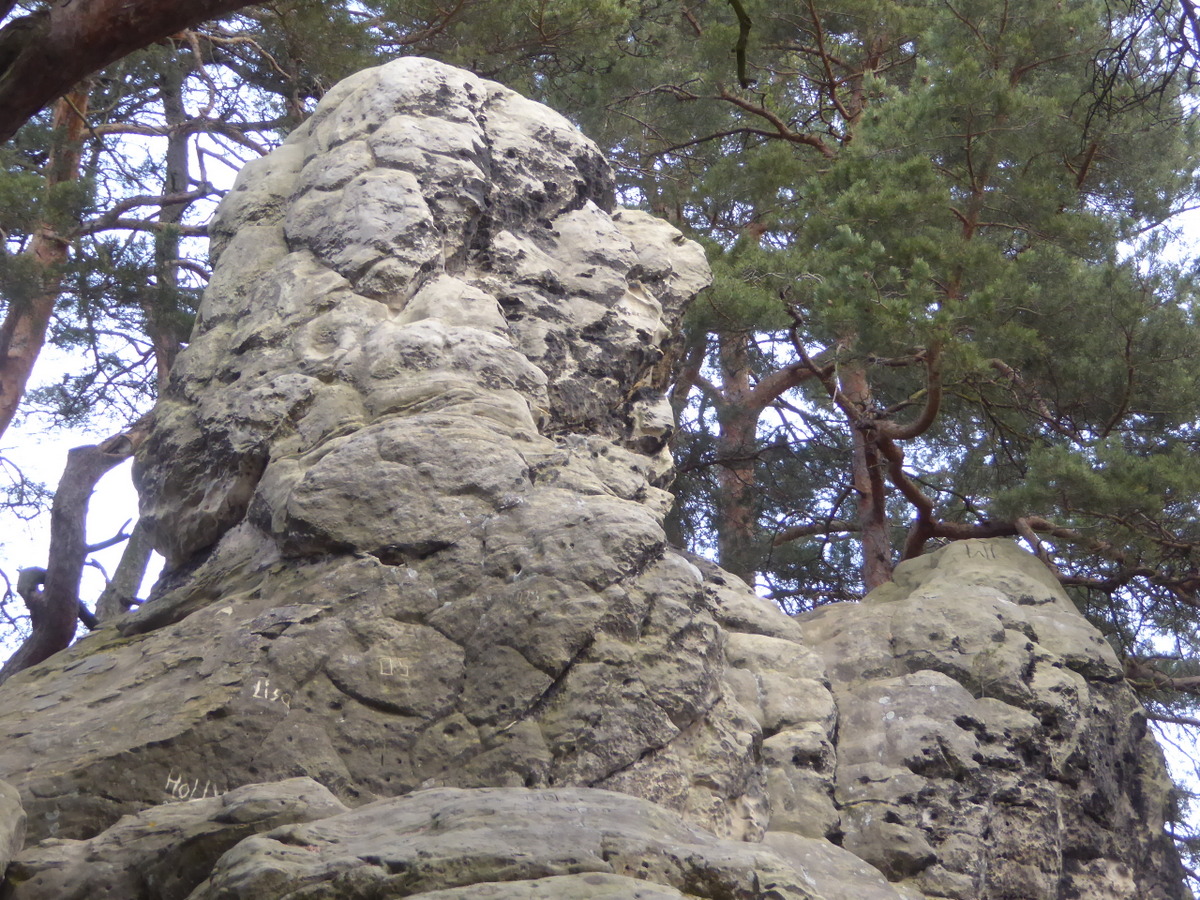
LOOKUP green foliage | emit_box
[572,0,1200,674]
[4,0,1200,748]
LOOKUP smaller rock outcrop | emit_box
[2,778,346,900]
[186,786,904,900]
[802,539,1187,900]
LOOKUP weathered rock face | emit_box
[0,781,23,881]
[3,778,347,900]
[0,58,1189,900]
[186,786,903,900]
[801,540,1187,900]
[0,54,830,856]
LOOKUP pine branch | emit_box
[69,188,213,239]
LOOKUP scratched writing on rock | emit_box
[378,657,409,677]
[964,542,998,559]
[251,677,291,708]
[165,772,221,801]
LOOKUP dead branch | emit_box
[0,413,153,686]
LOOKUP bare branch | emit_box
[717,89,838,158]
[0,414,154,685]
[772,519,859,545]
[69,188,214,240]
[1148,711,1200,728]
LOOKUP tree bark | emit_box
[714,333,761,586]
[841,362,894,591]
[144,50,192,385]
[0,85,89,442]
[94,520,153,622]
[0,0,260,144]
[0,415,153,685]
[691,329,821,586]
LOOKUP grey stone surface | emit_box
[1,778,346,900]
[0,57,1188,900]
[0,781,23,884]
[801,538,1189,899]
[185,786,905,900]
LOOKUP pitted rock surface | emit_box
[801,539,1188,900]
[0,780,23,881]
[2,778,346,900]
[0,57,832,857]
[0,58,1189,900]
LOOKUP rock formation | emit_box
[0,57,1189,900]
[803,540,1187,899]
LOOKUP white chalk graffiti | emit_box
[165,772,220,801]
[251,677,291,708]
[378,657,409,677]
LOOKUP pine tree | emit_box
[3,0,1200,763]
[573,0,1200,675]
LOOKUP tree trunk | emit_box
[715,333,760,585]
[841,362,893,591]
[0,86,89,442]
[144,52,191,385]
[0,0,262,144]
[0,416,153,685]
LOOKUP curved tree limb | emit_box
[1147,711,1200,728]
[747,357,823,410]
[726,0,755,88]
[717,88,837,158]
[1013,516,1061,573]
[0,0,261,144]
[0,413,153,686]
[68,188,215,241]
[877,341,944,441]
[1126,657,1200,694]
[772,518,859,545]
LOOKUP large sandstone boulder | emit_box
[0,52,829,863]
[0,57,1189,900]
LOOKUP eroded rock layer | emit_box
[0,58,1189,900]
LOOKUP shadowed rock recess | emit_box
[0,58,1190,900]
